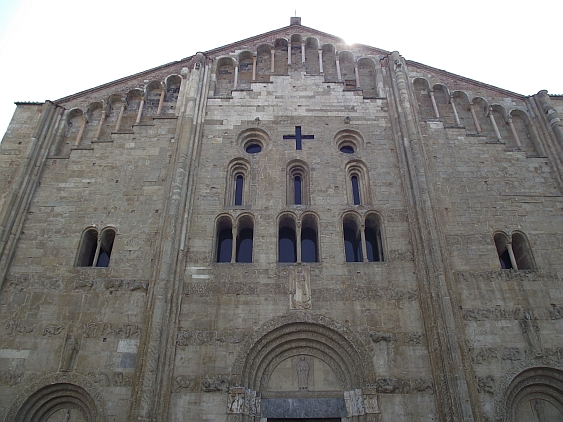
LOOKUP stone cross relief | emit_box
[283,126,314,150]
[289,265,311,310]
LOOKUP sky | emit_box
[0,0,562,138]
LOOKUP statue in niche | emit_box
[60,335,80,372]
[521,313,543,357]
[295,356,310,390]
[289,265,311,310]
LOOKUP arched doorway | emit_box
[6,375,106,422]
[228,312,378,421]
[500,367,563,422]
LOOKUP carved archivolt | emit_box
[230,311,374,390]
[5,373,107,422]
[495,361,563,421]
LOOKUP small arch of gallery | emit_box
[214,210,386,265]
[58,73,183,152]
[212,37,384,97]
[412,77,545,157]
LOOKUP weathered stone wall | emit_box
[0,114,179,420]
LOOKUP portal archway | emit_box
[6,374,106,422]
[500,367,563,422]
[230,312,376,421]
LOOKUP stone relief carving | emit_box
[103,279,122,291]
[174,376,190,392]
[463,307,524,321]
[5,319,36,335]
[413,378,434,394]
[476,376,495,395]
[127,280,148,292]
[368,331,424,345]
[373,377,434,394]
[293,356,312,390]
[88,371,133,387]
[501,348,523,361]
[456,270,553,285]
[42,325,65,337]
[201,375,230,392]
[312,286,418,305]
[369,332,393,343]
[59,335,80,372]
[0,370,24,386]
[176,329,246,347]
[289,265,311,310]
[227,387,245,414]
[387,249,414,261]
[473,348,499,364]
[362,387,380,414]
[99,323,140,338]
[405,332,424,344]
[549,305,563,320]
[74,279,93,289]
[520,313,542,357]
[227,388,260,417]
[344,389,366,417]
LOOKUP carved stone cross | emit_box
[283,126,314,150]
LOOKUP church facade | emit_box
[0,17,562,422]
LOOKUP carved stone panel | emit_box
[289,265,311,310]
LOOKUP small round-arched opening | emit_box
[340,145,354,154]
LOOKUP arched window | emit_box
[351,175,360,205]
[236,215,254,263]
[216,216,233,263]
[77,228,98,267]
[76,227,116,267]
[234,175,244,206]
[279,214,297,263]
[365,213,384,262]
[287,161,309,206]
[494,231,534,270]
[226,159,250,207]
[343,214,363,262]
[345,161,370,206]
[301,213,319,263]
[342,213,385,263]
[96,228,115,267]
[494,232,513,269]
[512,232,534,270]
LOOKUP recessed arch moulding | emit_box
[230,311,376,392]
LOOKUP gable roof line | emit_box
[55,23,393,104]
[201,23,391,57]
[406,59,527,99]
[54,58,194,104]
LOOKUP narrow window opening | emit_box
[279,226,297,263]
[512,233,534,270]
[77,229,98,267]
[343,225,362,262]
[234,174,244,206]
[301,227,318,262]
[96,229,115,267]
[365,227,380,262]
[294,175,302,205]
[494,233,513,269]
[217,228,233,263]
[340,145,354,154]
[351,175,361,205]
[236,228,253,263]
